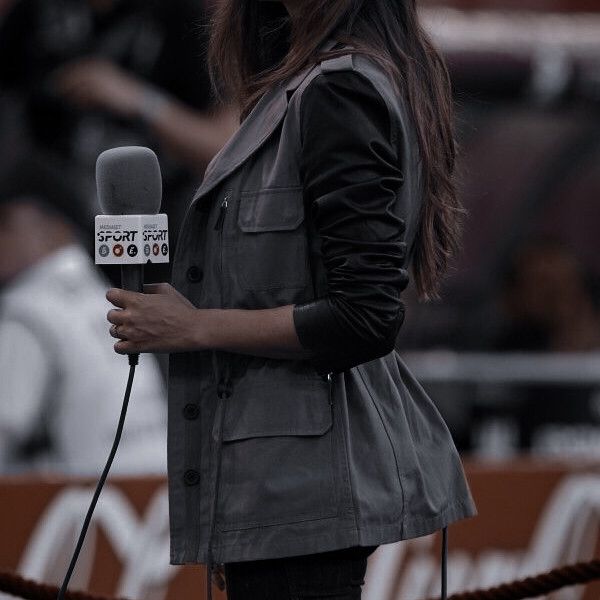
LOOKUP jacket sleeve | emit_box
[293,69,410,374]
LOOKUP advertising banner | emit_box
[1,461,599,600]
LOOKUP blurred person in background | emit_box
[491,237,600,455]
[0,155,167,475]
[496,236,600,352]
[0,0,237,259]
[0,1,14,19]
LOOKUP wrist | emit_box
[189,308,219,351]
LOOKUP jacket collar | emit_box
[192,39,339,203]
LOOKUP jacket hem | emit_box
[169,498,476,565]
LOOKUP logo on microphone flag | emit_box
[95,214,169,265]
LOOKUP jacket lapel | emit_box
[192,85,288,202]
[192,40,339,203]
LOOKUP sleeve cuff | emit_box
[293,299,339,352]
[293,299,355,374]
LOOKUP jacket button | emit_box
[183,403,199,420]
[186,266,203,283]
[184,469,200,486]
[217,382,232,399]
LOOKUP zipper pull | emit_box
[327,372,333,406]
[214,195,230,231]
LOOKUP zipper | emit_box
[215,190,231,306]
[172,192,209,284]
[214,194,230,231]
[206,190,232,600]
[327,372,334,406]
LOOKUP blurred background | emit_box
[0,1,599,598]
[402,0,600,461]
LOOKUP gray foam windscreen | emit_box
[96,146,162,215]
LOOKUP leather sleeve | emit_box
[293,69,410,374]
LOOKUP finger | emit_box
[106,308,127,325]
[106,288,127,308]
[114,340,137,355]
[107,288,142,308]
[109,324,128,340]
[145,283,195,307]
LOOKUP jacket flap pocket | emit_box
[238,186,304,232]
[222,378,331,441]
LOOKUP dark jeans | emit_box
[224,545,378,600]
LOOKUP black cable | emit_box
[56,355,139,600]
[441,526,448,600]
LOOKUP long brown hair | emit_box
[208,0,467,301]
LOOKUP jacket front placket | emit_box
[192,64,320,573]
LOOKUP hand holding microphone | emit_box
[58,146,179,600]
[106,283,197,355]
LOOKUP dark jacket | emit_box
[168,42,476,566]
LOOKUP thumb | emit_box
[144,283,195,308]
[144,282,173,295]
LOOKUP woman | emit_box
[106,0,476,598]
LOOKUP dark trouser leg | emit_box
[224,545,378,600]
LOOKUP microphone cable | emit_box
[441,526,448,600]
[56,353,139,600]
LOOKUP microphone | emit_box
[57,147,168,600]
[57,146,169,600]
[94,146,168,294]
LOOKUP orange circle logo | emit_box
[113,244,124,257]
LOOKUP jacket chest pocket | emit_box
[235,186,309,291]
